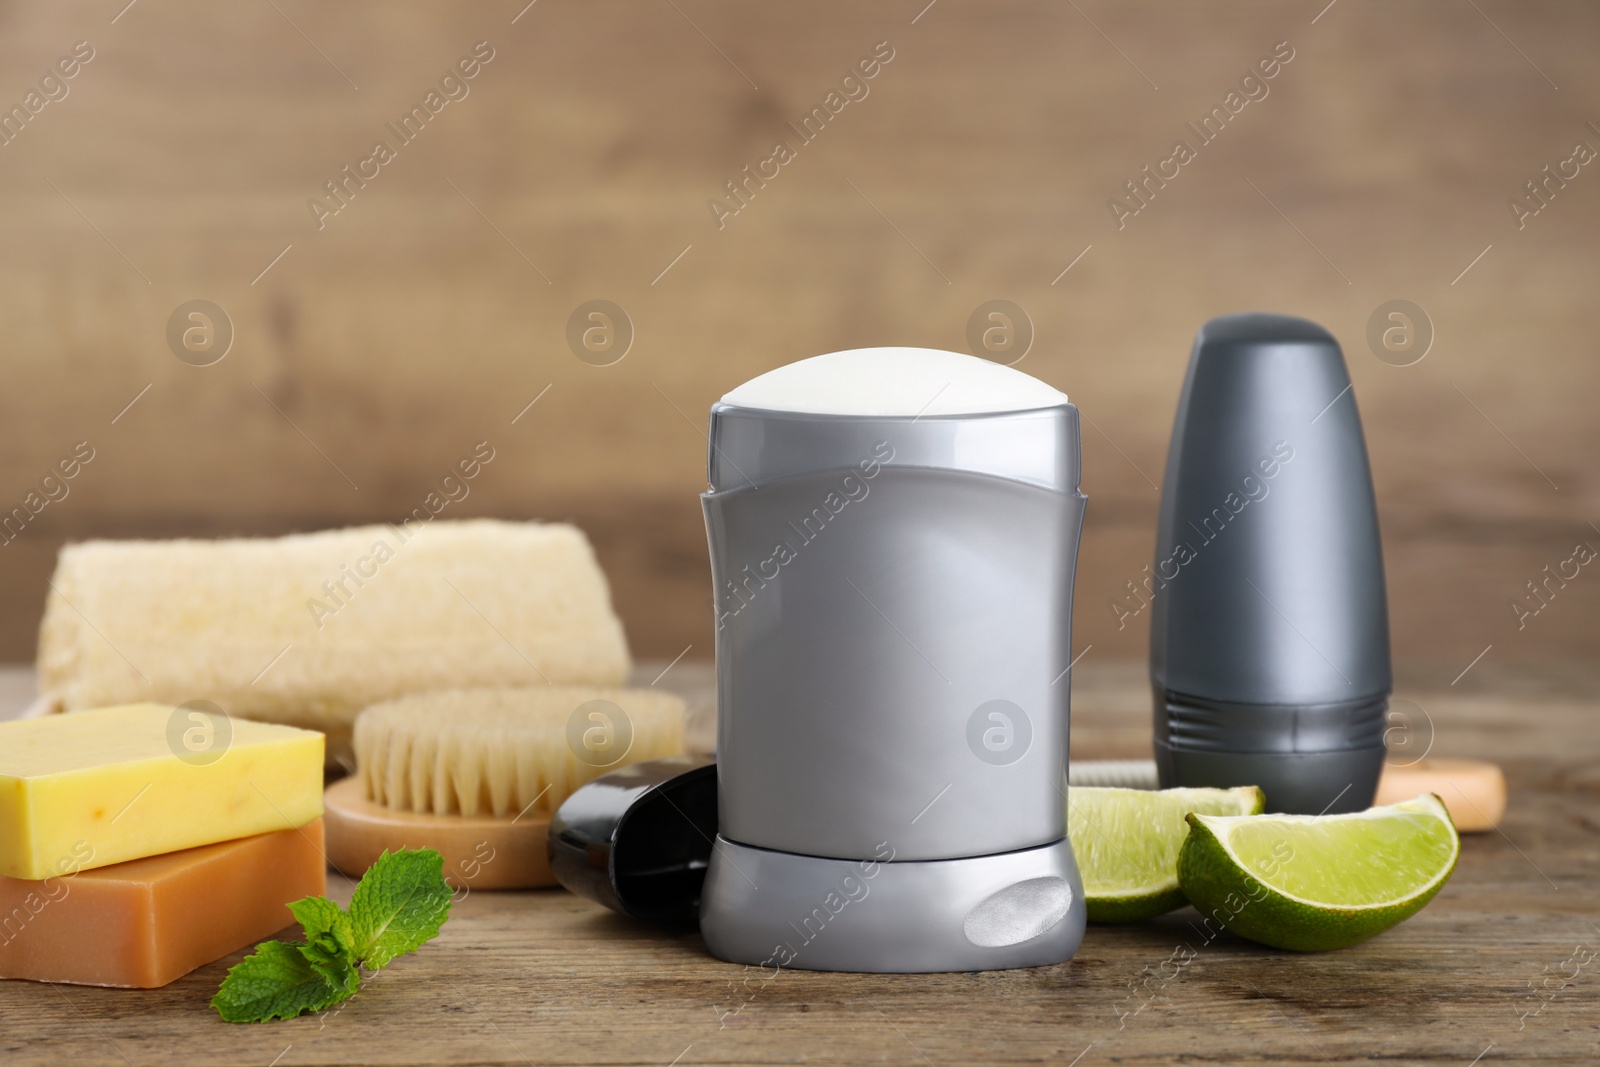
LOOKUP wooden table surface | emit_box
[1,660,1596,1066]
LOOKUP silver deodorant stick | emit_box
[1150,314,1390,814]
[698,347,1088,973]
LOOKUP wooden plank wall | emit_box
[0,1,1594,676]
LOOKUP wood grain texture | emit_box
[0,1,1597,673]
[0,660,1595,1065]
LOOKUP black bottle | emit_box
[1150,313,1389,814]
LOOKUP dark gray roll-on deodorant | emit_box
[1149,313,1389,814]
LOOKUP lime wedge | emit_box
[1177,793,1460,951]
[1068,785,1265,922]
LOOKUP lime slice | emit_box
[1177,793,1460,951]
[1068,785,1265,922]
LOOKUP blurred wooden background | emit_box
[0,0,1595,679]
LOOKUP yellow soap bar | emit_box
[0,704,323,879]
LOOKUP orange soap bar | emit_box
[0,820,326,988]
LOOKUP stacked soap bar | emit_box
[0,704,325,987]
[0,822,327,987]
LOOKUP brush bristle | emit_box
[353,686,685,818]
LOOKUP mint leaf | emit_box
[304,950,360,1004]
[211,941,354,1023]
[288,895,355,968]
[347,848,454,969]
[210,848,451,1022]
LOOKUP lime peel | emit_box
[1177,793,1460,951]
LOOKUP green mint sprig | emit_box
[211,848,453,1023]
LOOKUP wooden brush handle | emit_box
[1375,758,1506,831]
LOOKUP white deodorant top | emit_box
[721,347,1068,417]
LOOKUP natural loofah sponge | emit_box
[36,520,631,764]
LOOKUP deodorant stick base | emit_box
[700,836,1085,973]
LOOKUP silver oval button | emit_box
[962,876,1074,948]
